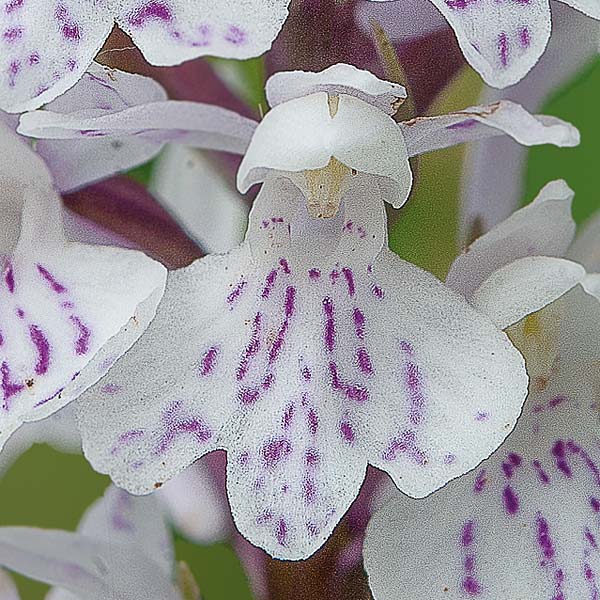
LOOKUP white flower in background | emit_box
[0,0,291,113]
[361,0,600,88]
[24,63,583,559]
[0,111,167,455]
[364,182,600,599]
[0,485,197,599]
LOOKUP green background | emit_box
[1,54,599,599]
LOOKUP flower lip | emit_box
[237,91,413,210]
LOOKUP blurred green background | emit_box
[1,53,599,599]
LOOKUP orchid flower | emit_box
[24,63,582,560]
[0,485,196,599]
[361,0,600,88]
[0,0,291,113]
[0,110,167,456]
[364,181,600,599]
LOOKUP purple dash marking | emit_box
[200,346,219,377]
[532,460,551,485]
[29,325,50,375]
[519,27,531,48]
[447,118,478,130]
[353,308,366,340]
[154,401,212,455]
[28,52,40,65]
[302,477,316,504]
[307,407,319,435]
[16,308,24,319]
[323,297,335,352]
[592,498,600,513]
[340,420,356,443]
[473,470,487,494]
[4,263,14,293]
[498,32,509,68]
[461,521,475,546]
[405,360,425,426]
[502,452,522,479]
[552,440,572,478]
[101,383,121,395]
[262,373,274,389]
[55,4,81,41]
[3,26,22,42]
[261,269,278,299]
[224,25,247,45]
[342,268,355,296]
[308,268,321,281]
[585,527,598,550]
[445,0,477,8]
[238,387,260,406]
[5,0,23,13]
[305,447,320,466]
[275,518,288,546]
[1,362,24,409]
[111,429,144,455]
[269,287,296,365]
[329,362,369,402]
[226,280,246,306]
[475,411,489,422]
[371,284,384,299]
[128,1,173,27]
[356,347,373,376]
[34,387,64,408]
[36,264,67,294]
[279,258,291,274]
[70,315,90,356]
[536,514,555,560]
[301,366,311,381]
[502,485,519,515]
[282,404,295,430]
[567,440,600,486]
[460,521,482,596]
[382,430,426,465]
[237,312,262,380]
[262,437,292,468]
[7,59,20,87]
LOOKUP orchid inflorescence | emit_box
[0,2,597,600]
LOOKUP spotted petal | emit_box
[0,126,167,450]
[365,282,600,600]
[78,174,527,559]
[115,0,291,64]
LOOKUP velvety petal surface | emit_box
[0,1,113,112]
[0,128,166,450]
[265,63,407,115]
[365,282,600,600]
[447,180,576,298]
[425,0,553,87]
[78,175,527,559]
[401,101,579,158]
[30,62,167,192]
[115,0,291,63]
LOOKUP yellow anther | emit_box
[304,156,352,219]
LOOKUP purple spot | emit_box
[262,437,292,468]
[461,521,475,547]
[329,362,369,402]
[502,485,519,515]
[305,447,320,466]
[342,267,355,296]
[101,383,122,395]
[279,258,291,274]
[282,403,295,430]
[519,26,531,48]
[4,263,14,293]
[302,477,317,504]
[275,518,288,546]
[591,498,600,513]
[532,460,551,485]
[29,325,50,375]
[238,387,260,406]
[307,407,319,435]
[473,470,487,494]
[154,401,212,455]
[3,26,22,42]
[498,32,509,68]
[5,0,23,13]
[353,308,366,340]
[536,514,555,560]
[36,264,67,294]
[200,346,219,377]
[356,347,373,376]
[340,420,356,443]
[128,1,173,27]
[382,430,426,465]
[371,284,384,299]
[308,268,321,281]
[70,315,90,356]
[236,312,261,380]
[323,297,335,352]
[224,25,247,45]
[261,269,278,299]
[405,360,425,426]
[1,362,24,410]
[226,280,247,306]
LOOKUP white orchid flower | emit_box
[364,181,600,600]
[28,63,582,560]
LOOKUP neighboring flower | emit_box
[0,0,291,113]
[32,64,581,560]
[359,0,600,88]
[0,485,197,599]
[0,115,167,454]
[364,183,600,599]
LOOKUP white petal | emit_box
[28,63,167,193]
[116,0,291,63]
[78,175,527,559]
[365,284,600,600]
[158,463,229,544]
[354,0,448,42]
[568,212,600,273]
[0,528,180,599]
[447,180,576,298]
[18,98,257,156]
[471,256,587,329]
[77,485,174,576]
[149,145,247,254]
[427,0,552,87]
[401,101,579,157]
[0,134,166,450]
[583,273,600,299]
[0,570,19,600]
[265,63,407,115]
[0,2,113,112]
[460,4,599,236]
[238,93,413,208]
